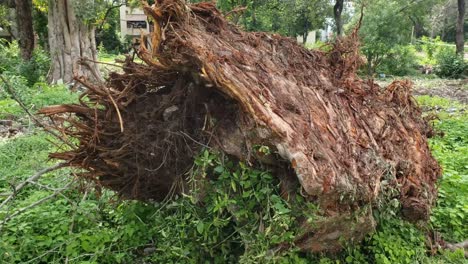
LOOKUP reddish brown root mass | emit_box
[39,0,441,253]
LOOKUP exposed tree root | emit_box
[39,0,441,252]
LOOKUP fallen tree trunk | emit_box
[39,0,441,253]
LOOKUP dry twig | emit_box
[0,162,67,210]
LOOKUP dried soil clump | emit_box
[40,0,441,253]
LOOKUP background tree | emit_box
[47,0,103,83]
[32,0,48,49]
[456,0,465,55]
[427,0,467,42]
[14,0,34,60]
[290,0,328,42]
[357,0,443,75]
[358,0,412,74]
[189,0,329,41]
[396,0,441,39]
[95,0,124,53]
[334,0,344,36]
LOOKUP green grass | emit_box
[0,81,78,119]
[98,52,125,64]
[416,95,462,109]
[429,115,468,243]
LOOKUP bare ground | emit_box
[378,78,468,104]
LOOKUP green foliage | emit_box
[143,150,308,263]
[0,76,79,119]
[305,40,331,51]
[357,0,440,75]
[0,132,54,181]
[0,5,11,31]
[428,114,468,242]
[0,98,22,118]
[377,45,418,76]
[434,48,467,79]
[358,0,412,74]
[282,0,329,41]
[417,36,445,66]
[72,0,110,24]
[0,74,29,119]
[364,219,427,264]
[32,2,49,48]
[334,218,427,264]
[0,40,77,119]
[0,40,50,86]
[0,142,309,263]
[190,0,329,39]
[416,95,465,110]
[96,4,122,53]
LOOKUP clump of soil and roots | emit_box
[40,0,441,252]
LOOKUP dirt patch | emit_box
[0,120,23,139]
[378,78,468,104]
[413,79,468,104]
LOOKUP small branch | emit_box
[0,74,37,120]
[446,240,468,249]
[0,182,72,229]
[224,6,247,18]
[396,0,424,14]
[0,162,67,210]
[446,240,468,257]
[82,57,125,69]
[96,3,125,33]
[24,243,66,264]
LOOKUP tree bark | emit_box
[456,0,465,55]
[334,0,344,36]
[47,0,102,84]
[14,0,34,60]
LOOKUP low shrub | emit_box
[0,75,78,119]
[364,219,427,264]
[0,40,50,85]
[435,48,467,79]
[417,36,445,66]
[377,45,419,76]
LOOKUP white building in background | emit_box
[296,31,317,46]
[319,17,335,42]
[119,5,152,39]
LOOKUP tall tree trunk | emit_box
[14,0,34,60]
[410,16,425,39]
[334,0,344,36]
[456,0,465,55]
[47,0,102,84]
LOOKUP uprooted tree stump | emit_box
[39,0,441,253]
